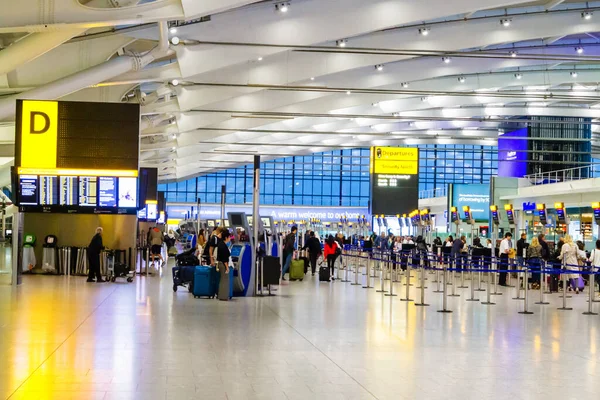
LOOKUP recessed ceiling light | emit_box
[500,18,512,27]
[372,102,380,107]
[582,11,593,20]
[170,37,180,45]
[257,56,263,61]
[458,76,466,83]
[169,27,177,34]
[172,134,177,139]
[576,46,584,54]
[514,73,522,80]
[310,77,315,81]
[570,71,578,78]
[421,97,429,102]
[401,82,409,88]
[276,2,290,12]
[392,112,401,117]
[171,147,176,151]
[442,57,451,64]
[509,50,518,58]
[171,79,179,86]
[419,27,430,36]
[346,91,351,95]
[336,39,347,47]
[375,64,384,71]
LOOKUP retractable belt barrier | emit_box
[340,246,600,316]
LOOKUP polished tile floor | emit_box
[1,263,600,400]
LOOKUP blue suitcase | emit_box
[215,267,234,299]
[192,266,217,298]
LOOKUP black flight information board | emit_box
[370,147,419,216]
[17,175,138,214]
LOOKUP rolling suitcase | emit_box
[215,266,234,300]
[289,259,305,281]
[319,266,330,282]
[192,266,216,298]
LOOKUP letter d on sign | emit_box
[30,111,50,134]
[20,100,58,169]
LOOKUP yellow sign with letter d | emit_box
[20,100,58,169]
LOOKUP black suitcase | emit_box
[319,266,330,282]
[263,256,281,286]
[300,257,309,274]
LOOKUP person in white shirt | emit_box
[560,235,581,293]
[498,232,513,286]
[588,239,600,297]
[486,239,493,249]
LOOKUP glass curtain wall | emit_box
[159,146,499,205]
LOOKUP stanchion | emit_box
[414,258,429,306]
[376,256,387,293]
[518,266,533,315]
[362,258,373,289]
[437,264,452,313]
[535,261,549,305]
[490,259,502,296]
[481,263,496,305]
[557,267,573,311]
[475,258,485,292]
[351,253,361,286]
[458,255,468,288]
[466,261,478,302]
[584,268,598,315]
[400,255,414,302]
[385,253,397,297]
[341,251,350,282]
[513,265,524,300]
[449,259,460,297]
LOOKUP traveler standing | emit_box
[498,232,513,286]
[538,233,550,261]
[216,231,232,301]
[281,226,298,280]
[588,240,600,297]
[451,236,465,270]
[323,235,340,281]
[516,233,528,268]
[149,226,166,267]
[204,227,223,266]
[560,235,580,293]
[303,231,322,275]
[527,237,543,288]
[87,227,105,283]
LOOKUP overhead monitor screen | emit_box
[79,177,97,206]
[59,176,78,205]
[261,217,271,228]
[39,176,59,205]
[207,220,215,227]
[118,177,137,208]
[247,216,253,226]
[137,207,147,219]
[19,175,38,205]
[98,177,117,207]
[230,213,244,226]
[146,203,157,220]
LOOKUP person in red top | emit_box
[323,235,340,281]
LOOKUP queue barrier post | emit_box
[535,261,549,305]
[449,257,460,298]
[363,256,373,289]
[376,252,387,293]
[481,260,496,306]
[437,264,452,313]
[341,250,350,283]
[385,252,397,297]
[466,259,478,302]
[415,256,429,306]
[518,265,533,315]
[491,257,502,296]
[400,253,414,302]
[584,268,598,315]
[351,251,361,286]
[458,255,468,289]
[476,257,485,292]
[557,265,573,311]
[513,264,524,300]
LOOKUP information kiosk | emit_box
[228,212,252,296]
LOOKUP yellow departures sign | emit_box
[371,147,418,174]
[20,100,58,169]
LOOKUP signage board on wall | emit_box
[13,100,140,214]
[451,184,490,222]
[498,128,528,178]
[370,147,419,216]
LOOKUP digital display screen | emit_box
[118,177,137,208]
[594,209,600,223]
[452,184,490,221]
[146,203,157,220]
[137,207,147,219]
[79,177,97,206]
[39,176,59,205]
[230,214,244,226]
[230,245,243,258]
[207,220,215,227]
[157,212,165,224]
[59,176,78,205]
[247,216,253,226]
[371,147,419,215]
[498,128,528,178]
[98,177,117,207]
[261,217,271,228]
[556,208,566,224]
[492,211,499,224]
[539,209,548,225]
[507,210,515,225]
[19,175,38,205]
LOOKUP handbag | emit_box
[508,248,516,259]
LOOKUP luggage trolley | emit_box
[104,250,134,283]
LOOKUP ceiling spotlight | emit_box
[275,2,290,12]
[336,39,347,47]
[571,71,578,78]
[409,122,415,127]
[257,56,263,61]
[171,147,176,151]
[582,11,593,20]
[392,112,401,117]
[310,77,315,81]
[372,102,380,107]
[170,36,180,45]
[419,27,430,36]
[500,18,512,27]
[169,27,177,34]
[458,76,466,83]
[514,73,522,80]
[171,79,179,86]
[421,97,429,102]
[172,134,177,139]
[346,91,351,95]
[509,50,518,58]
[401,82,409,88]
[375,64,384,71]
[442,57,451,64]
[576,46,584,54]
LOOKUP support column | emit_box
[249,156,260,297]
